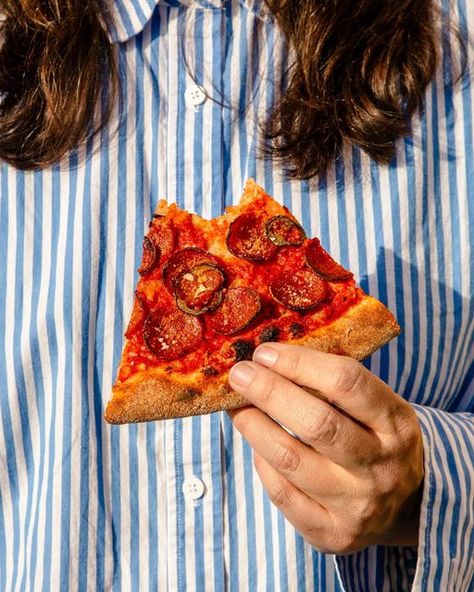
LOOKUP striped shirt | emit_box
[0,0,473,590]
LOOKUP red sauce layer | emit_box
[117,199,360,382]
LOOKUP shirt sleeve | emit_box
[333,406,474,592]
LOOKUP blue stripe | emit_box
[192,417,205,589]
[0,491,5,591]
[223,416,240,592]
[92,96,113,592]
[77,144,94,592]
[387,155,405,394]
[210,413,225,592]
[401,134,422,402]
[27,171,45,589]
[0,168,21,591]
[368,160,389,382]
[334,156,350,269]
[242,439,258,586]
[58,154,78,589]
[174,419,186,592]
[193,10,205,215]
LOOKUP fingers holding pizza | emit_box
[104,180,400,424]
[228,344,424,553]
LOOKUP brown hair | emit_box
[263,0,439,179]
[0,1,117,170]
[0,0,445,176]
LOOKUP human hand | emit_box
[228,344,424,554]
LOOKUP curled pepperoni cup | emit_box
[270,269,328,310]
[175,263,226,315]
[207,287,261,335]
[226,213,278,261]
[265,215,306,246]
[143,309,203,360]
[162,247,219,292]
[138,236,158,276]
[305,238,353,282]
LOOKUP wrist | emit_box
[383,478,424,547]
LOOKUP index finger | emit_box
[251,343,406,434]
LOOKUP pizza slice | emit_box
[104,179,400,424]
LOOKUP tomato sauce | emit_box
[117,198,360,383]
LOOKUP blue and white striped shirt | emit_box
[1,0,473,590]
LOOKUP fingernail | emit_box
[230,362,256,389]
[253,345,279,368]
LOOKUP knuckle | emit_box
[355,495,379,526]
[268,482,293,508]
[304,407,339,446]
[385,405,422,450]
[257,373,279,405]
[282,350,303,383]
[333,358,364,395]
[274,443,301,474]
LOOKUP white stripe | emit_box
[16,171,39,591]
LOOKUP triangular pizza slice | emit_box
[105,180,400,424]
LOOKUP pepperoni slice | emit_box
[265,215,306,246]
[138,236,158,276]
[143,309,203,360]
[148,218,175,261]
[125,291,147,338]
[207,287,261,335]
[162,248,218,292]
[175,264,226,315]
[305,238,353,281]
[270,269,328,310]
[226,213,278,261]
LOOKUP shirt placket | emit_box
[164,5,227,591]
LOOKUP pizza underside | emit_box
[105,180,400,424]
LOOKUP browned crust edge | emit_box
[104,296,400,424]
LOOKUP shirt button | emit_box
[182,476,205,501]
[185,84,207,107]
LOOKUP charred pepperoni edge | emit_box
[174,263,226,315]
[207,287,261,335]
[138,236,158,276]
[143,309,203,361]
[125,290,147,338]
[265,215,306,246]
[226,213,278,262]
[162,248,218,292]
[269,269,328,311]
[305,238,353,282]
[149,213,165,227]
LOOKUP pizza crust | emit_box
[104,295,400,424]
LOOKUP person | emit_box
[0,0,472,590]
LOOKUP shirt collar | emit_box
[108,0,226,43]
[108,0,268,44]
